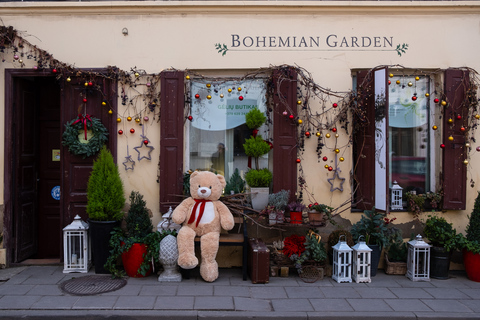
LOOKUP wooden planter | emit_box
[384,254,407,275]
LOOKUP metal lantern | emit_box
[406,234,431,281]
[63,215,90,273]
[352,236,372,283]
[332,235,353,283]
[390,180,403,211]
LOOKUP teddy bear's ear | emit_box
[216,174,227,188]
[190,171,199,179]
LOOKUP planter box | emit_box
[384,254,407,275]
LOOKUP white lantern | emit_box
[390,181,403,211]
[406,234,431,281]
[352,236,372,283]
[63,215,90,273]
[332,235,353,283]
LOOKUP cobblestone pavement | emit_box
[0,265,480,319]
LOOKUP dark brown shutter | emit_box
[160,70,185,212]
[272,68,298,202]
[353,70,375,210]
[442,69,469,210]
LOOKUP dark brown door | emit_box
[12,77,38,262]
[61,75,118,225]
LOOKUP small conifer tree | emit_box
[125,191,153,239]
[466,191,480,243]
[86,146,125,221]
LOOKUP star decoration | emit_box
[122,155,135,171]
[328,170,345,192]
[134,135,154,161]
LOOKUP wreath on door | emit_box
[62,114,109,158]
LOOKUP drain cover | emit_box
[60,275,127,296]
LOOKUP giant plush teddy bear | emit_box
[171,171,235,282]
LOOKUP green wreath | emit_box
[62,114,109,159]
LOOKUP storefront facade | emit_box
[1,1,479,268]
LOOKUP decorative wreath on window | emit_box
[62,114,109,158]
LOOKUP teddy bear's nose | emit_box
[200,189,206,194]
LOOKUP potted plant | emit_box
[290,230,327,282]
[105,191,161,278]
[460,191,480,282]
[287,201,306,224]
[423,215,461,279]
[327,229,354,265]
[350,208,388,276]
[243,108,272,210]
[225,168,245,195]
[86,146,126,274]
[307,203,333,227]
[384,227,408,275]
[261,189,290,225]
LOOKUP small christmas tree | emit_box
[86,146,125,221]
[125,191,153,239]
[466,191,480,244]
[225,168,245,194]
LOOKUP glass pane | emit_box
[188,79,268,182]
[388,76,430,193]
[374,68,387,211]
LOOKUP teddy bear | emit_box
[171,171,235,282]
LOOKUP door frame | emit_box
[3,68,118,267]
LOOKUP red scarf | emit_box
[188,199,212,227]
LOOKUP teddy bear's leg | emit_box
[176,226,199,269]
[199,232,220,282]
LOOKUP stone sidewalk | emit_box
[0,265,480,319]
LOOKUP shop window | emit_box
[186,79,269,181]
[353,68,471,211]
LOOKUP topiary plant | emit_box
[244,168,273,188]
[243,135,271,170]
[245,107,266,129]
[125,191,154,239]
[465,191,480,248]
[86,146,125,221]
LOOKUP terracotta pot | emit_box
[290,211,302,224]
[121,242,152,278]
[463,249,480,282]
[308,211,325,227]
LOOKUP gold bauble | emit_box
[297,100,302,105]
[66,77,71,82]
[466,143,471,148]
[220,94,224,98]
[396,80,401,85]
[339,157,345,162]
[448,118,453,124]
[135,118,141,123]
[84,82,89,87]
[206,83,211,88]
[324,164,329,169]
[116,118,121,123]
[335,148,340,153]
[415,76,420,81]
[237,87,242,91]
[102,101,106,106]
[325,133,331,138]
[335,133,339,138]
[432,125,438,130]
[425,93,430,97]
[448,136,454,141]
[127,116,132,121]
[186,75,190,80]
[207,95,212,100]
[441,100,447,106]
[464,159,469,165]
[108,110,113,115]
[228,88,232,93]
[476,114,480,119]
[389,73,394,78]
[316,132,321,137]
[297,119,303,124]
[134,72,140,78]
[408,82,413,87]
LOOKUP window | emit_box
[353,67,471,212]
[186,79,268,182]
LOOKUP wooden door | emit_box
[13,77,38,262]
[61,74,117,225]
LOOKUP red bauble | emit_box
[52,68,57,74]
[434,98,440,103]
[83,98,87,103]
[118,130,123,135]
[322,156,328,161]
[457,114,462,120]
[332,127,337,133]
[412,96,417,101]
[88,82,93,86]
[289,114,294,120]
[305,131,311,137]
[314,202,318,205]
[440,143,445,149]
[239,96,244,101]
[144,140,149,145]
[333,103,338,108]
[195,94,200,99]
[328,166,333,171]
[296,158,301,163]
[388,80,391,85]
[460,126,466,132]
[187,115,193,121]
[130,128,135,134]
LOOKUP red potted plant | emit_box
[287,201,306,224]
[460,191,480,282]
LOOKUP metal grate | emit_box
[60,275,127,296]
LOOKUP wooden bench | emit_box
[188,216,248,281]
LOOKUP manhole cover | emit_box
[60,275,127,296]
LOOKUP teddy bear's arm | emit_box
[172,197,195,224]
[215,201,235,231]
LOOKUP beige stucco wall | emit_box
[1,1,480,240]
